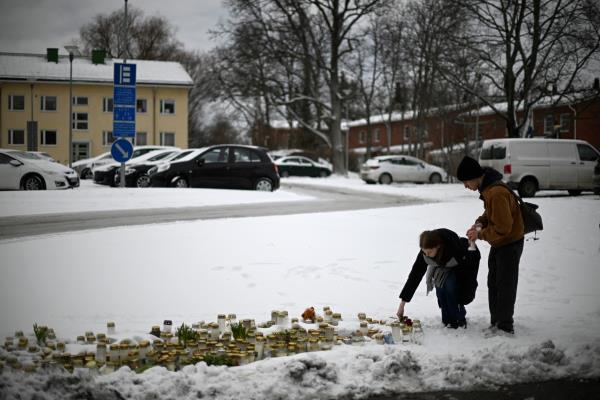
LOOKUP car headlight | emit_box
[148,166,158,175]
[155,163,171,174]
[125,168,136,175]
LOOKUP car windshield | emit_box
[148,151,176,161]
[9,151,39,160]
[171,150,195,161]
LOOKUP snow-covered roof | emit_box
[460,93,594,118]
[268,120,299,129]
[0,52,193,87]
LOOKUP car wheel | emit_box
[379,173,393,185]
[136,174,151,188]
[429,173,442,184]
[280,170,290,178]
[82,168,93,180]
[174,177,188,188]
[255,177,273,191]
[567,190,582,196]
[320,170,329,178]
[518,178,537,198]
[21,174,45,190]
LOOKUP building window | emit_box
[8,95,25,111]
[40,96,57,111]
[72,96,88,106]
[404,126,412,141]
[359,131,366,144]
[8,129,25,145]
[160,99,175,114]
[40,130,57,146]
[560,113,570,133]
[135,132,147,145]
[136,99,147,113]
[374,129,380,143]
[103,97,113,112]
[102,131,115,146]
[160,132,175,146]
[543,114,554,134]
[72,113,88,130]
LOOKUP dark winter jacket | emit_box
[476,168,524,248]
[399,228,480,305]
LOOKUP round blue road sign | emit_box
[111,139,133,163]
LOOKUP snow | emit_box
[1,176,599,398]
[0,53,193,86]
[0,180,314,217]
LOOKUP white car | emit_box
[72,152,111,179]
[0,149,79,190]
[360,155,447,184]
[29,151,57,163]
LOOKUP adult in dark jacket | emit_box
[457,156,524,335]
[397,229,480,329]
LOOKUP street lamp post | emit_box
[65,45,79,168]
[68,51,73,168]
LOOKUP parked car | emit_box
[90,145,171,176]
[72,152,111,179]
[360,155,447,184]
[118,149,195,187]
[94,148,179,186]
[275,156,332,178]
[148,145,280,191]
[0,149,79,190]
[478,138,600,197]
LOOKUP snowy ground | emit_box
[1,176,599,399]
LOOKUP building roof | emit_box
[0,52,193,87]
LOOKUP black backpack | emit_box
[456,237,481,305]
[490,182,543,235]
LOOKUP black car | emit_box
[94,148,179,186]
[148,145,280,191]
[275,156,332,178]
[116,150,193,187]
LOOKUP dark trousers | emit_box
[488,238,524,332]
[436,271,466,327]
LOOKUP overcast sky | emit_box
[0,0,228,55]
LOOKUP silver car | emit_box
[360,155,447,184]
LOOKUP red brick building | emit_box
[345,94,600,171]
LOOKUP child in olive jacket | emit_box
[458,156,525,335]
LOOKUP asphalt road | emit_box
[0,182,426,240]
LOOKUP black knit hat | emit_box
[456,156,484,181]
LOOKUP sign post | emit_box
[113,62,136,187]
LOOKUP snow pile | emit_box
[1,339,599,399]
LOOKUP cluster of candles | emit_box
[0,308,423,374]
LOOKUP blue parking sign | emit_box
[113,63,136,138]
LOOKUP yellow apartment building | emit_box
[0,50,193,165]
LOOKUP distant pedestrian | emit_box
[397,229,480,329]
[457,156,524,335]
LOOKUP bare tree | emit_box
[79,6,183,60]
[375,4,408,154]
[403,0,465,158]
[442,0,600,138]
[215,0,390,174]
[345,14,385,160]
